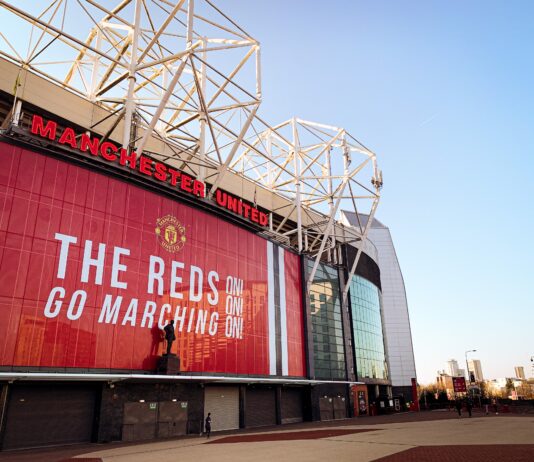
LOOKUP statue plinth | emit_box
[156,354,180,375]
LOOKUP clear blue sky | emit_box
[223,0,534,383]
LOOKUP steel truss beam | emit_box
[0,0,261,170]
[231,117,382,290]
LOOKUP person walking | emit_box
[455,399,462,417]
[466,398,473,418]
[205,412,212,438]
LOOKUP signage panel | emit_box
[0,142,305,376]
[452,377,467,393]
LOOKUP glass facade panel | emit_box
[349,275,388,381]
[306,260,346,380]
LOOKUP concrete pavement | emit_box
[0,412,532,462]
[71,415,534,462]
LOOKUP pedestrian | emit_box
[205,412,212,438]
[466,398,473,418]
[455,399,462,417]
[492,398,499,415]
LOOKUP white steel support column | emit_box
[158,67,169,133]
[89,28,102,101]
[326,144,333,262]
[255,44,262,100]
[12,99,22,126]
[122,0,141,150]
[293,118,303,253]
[198,37,207,181]
[266,130,273,187]
[186,0,194,47]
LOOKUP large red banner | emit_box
[0,142,305,376]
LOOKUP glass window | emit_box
[306,259,346,381]
[349,275,388,381]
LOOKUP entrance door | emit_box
[122,402,158,441]
[319,396,347,421]
[319,397,334,421]
[157,401,188,437]
[332,397,347,419]
[2,384,97,450]
[122,401,189,441]
[351,385,369,416]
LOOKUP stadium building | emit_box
[0,0,416,450]
[340,212,417,399]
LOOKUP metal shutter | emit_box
[204,386,239,432]
[333,397,347,419]
[245,387,276,428]
[281,387,304,424]
[2,384,96,450]
[319,397,334,421]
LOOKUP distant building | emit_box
[447,359,461,377]
[468,359,484,382]
[436,373,453,398]
[515,366,526,380]
[486,378,526,398]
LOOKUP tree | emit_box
[505,378,515,397]
[478,381,488,399]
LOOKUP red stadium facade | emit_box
[0,142,305,377]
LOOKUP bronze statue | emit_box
[163,320,176,355]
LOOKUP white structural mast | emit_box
[230,117,382,295]
[0,0,382,291]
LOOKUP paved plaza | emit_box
[1,412,532,462]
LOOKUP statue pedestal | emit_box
[156,354,180,375]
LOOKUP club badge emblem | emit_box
[155,215,186,252]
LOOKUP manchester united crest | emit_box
[155,215,186,253]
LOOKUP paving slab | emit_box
[373,445,534,462]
